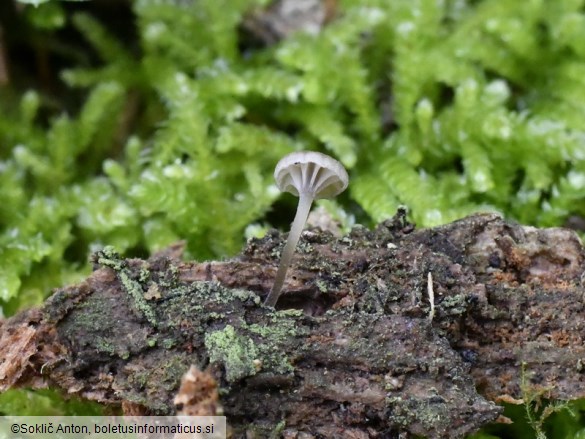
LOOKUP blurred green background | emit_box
[2,0,585,436]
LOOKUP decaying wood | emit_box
[2,210,585,438]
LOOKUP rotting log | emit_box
[2,210,585,438]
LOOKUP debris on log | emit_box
[2,210,585,438]
[242,0,337,45]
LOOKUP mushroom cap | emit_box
[274,151,348,199]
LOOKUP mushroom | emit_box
[264,151,348,307]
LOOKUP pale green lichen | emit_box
[437,294,468,316]
[230,288,262,305]
[205,325,259,383]
[162,338,176,349]
[94,337,117,356]
[204,309,302,383]
[316,279,328,293]
[182,281,305,380]
[117,271,158,327]
[96,247,158,327]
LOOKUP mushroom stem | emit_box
[264,192,314,307]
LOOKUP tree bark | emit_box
[2,210,585,438]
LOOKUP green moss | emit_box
[4,0,585,314]
[0,388,104,416]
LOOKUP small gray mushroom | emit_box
[264,151,348,307]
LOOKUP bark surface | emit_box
[2,211,585,438]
